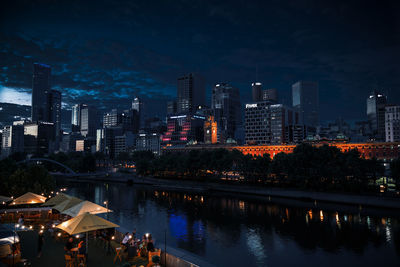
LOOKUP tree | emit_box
[6,165,55,196]
[390,158,400,184]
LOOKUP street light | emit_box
[104,201,109,220]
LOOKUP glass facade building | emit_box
[292,81,319,127]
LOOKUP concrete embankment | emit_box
[128,176,400,210]
[59,173,400,209]
[114,227,214,267]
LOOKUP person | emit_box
[122,232,130,246]
[64,237,74,254]
[132,229,136,239]
[142,234,147,245]
[37,231,44,258]
[147,238,155,252]
[17,214,24,225]
[78,239,86,255]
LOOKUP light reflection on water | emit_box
[68,183,400,267]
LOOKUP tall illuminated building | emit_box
[292,81,319,127]
[80,105,98,137]
[71,104,84,132]
[367,91,387,140]
[132,97,144,128]
[251,82,262,102]
[211,83,241,141]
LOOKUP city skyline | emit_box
[0,0,399,122]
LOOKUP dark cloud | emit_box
[0,0,399,121]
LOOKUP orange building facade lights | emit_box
[164,142,400,161]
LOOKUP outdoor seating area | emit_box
[0,191,162,266]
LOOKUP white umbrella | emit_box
[56,212,119,253]
[62,201,112,217]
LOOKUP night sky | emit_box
[0,0,399,122]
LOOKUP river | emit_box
[67,181,400,267]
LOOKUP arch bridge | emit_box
[17,158,76,175]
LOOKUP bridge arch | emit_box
[17,158,76,174]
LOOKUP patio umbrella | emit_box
[11,192,47,205]
[0,196,12,204]
[56,212,119,253]
[52,197,83,212]
[62,200,112,217]
[41,193,71,207]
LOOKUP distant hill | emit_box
[0,102,71,130]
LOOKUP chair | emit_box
[77,254,86,267]
[147,250,161,267]
[114,247,123,263]
[65,254,73,267]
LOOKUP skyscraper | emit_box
[167,100,177,115]
[385,105,400,142]
[292,81,319,127]
[103,109,121,127]
[245,102,299,145]
[132,97,144,128]
[31,63,51,122]
[262,88,278,103]
[367,91,387,140]
[211,83,241,141]
[80,105,98,137]
[177,73,205,113]
[251,82,262,102]
[49,90,61,141]
[71,104,83,132]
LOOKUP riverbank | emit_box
[129,176,400,209]
[60,172,400,209]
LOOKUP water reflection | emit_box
[68,183,400,266]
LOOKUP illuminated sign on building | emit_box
[170,115,187,119]
[245,104,258,108]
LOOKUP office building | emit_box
[262,88,278,103]
[103,109,120,127]
[162,114,206,145]
[252,82,262,102]
[136,133,161,155]
[102,126,124,158]
[385,105,400,142]
[80,105,98,137]
[96,129,105,152]
[31,63,51,122]
[103,108,139,134]
[367,91,387,140]
[60,132,84,153]
[71,104,84,132]
[245,102,299,145]
[24,121,55,155]
[285,125,316,144]
[292,81,319,127]
[177,73,205,113]
[1,125,24,157]
[167,100,177,115]
[132,97,145,128]
[49,89,62,143]
[114,132,135,158]
[76,138,96,153]
[211,83,241,141]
